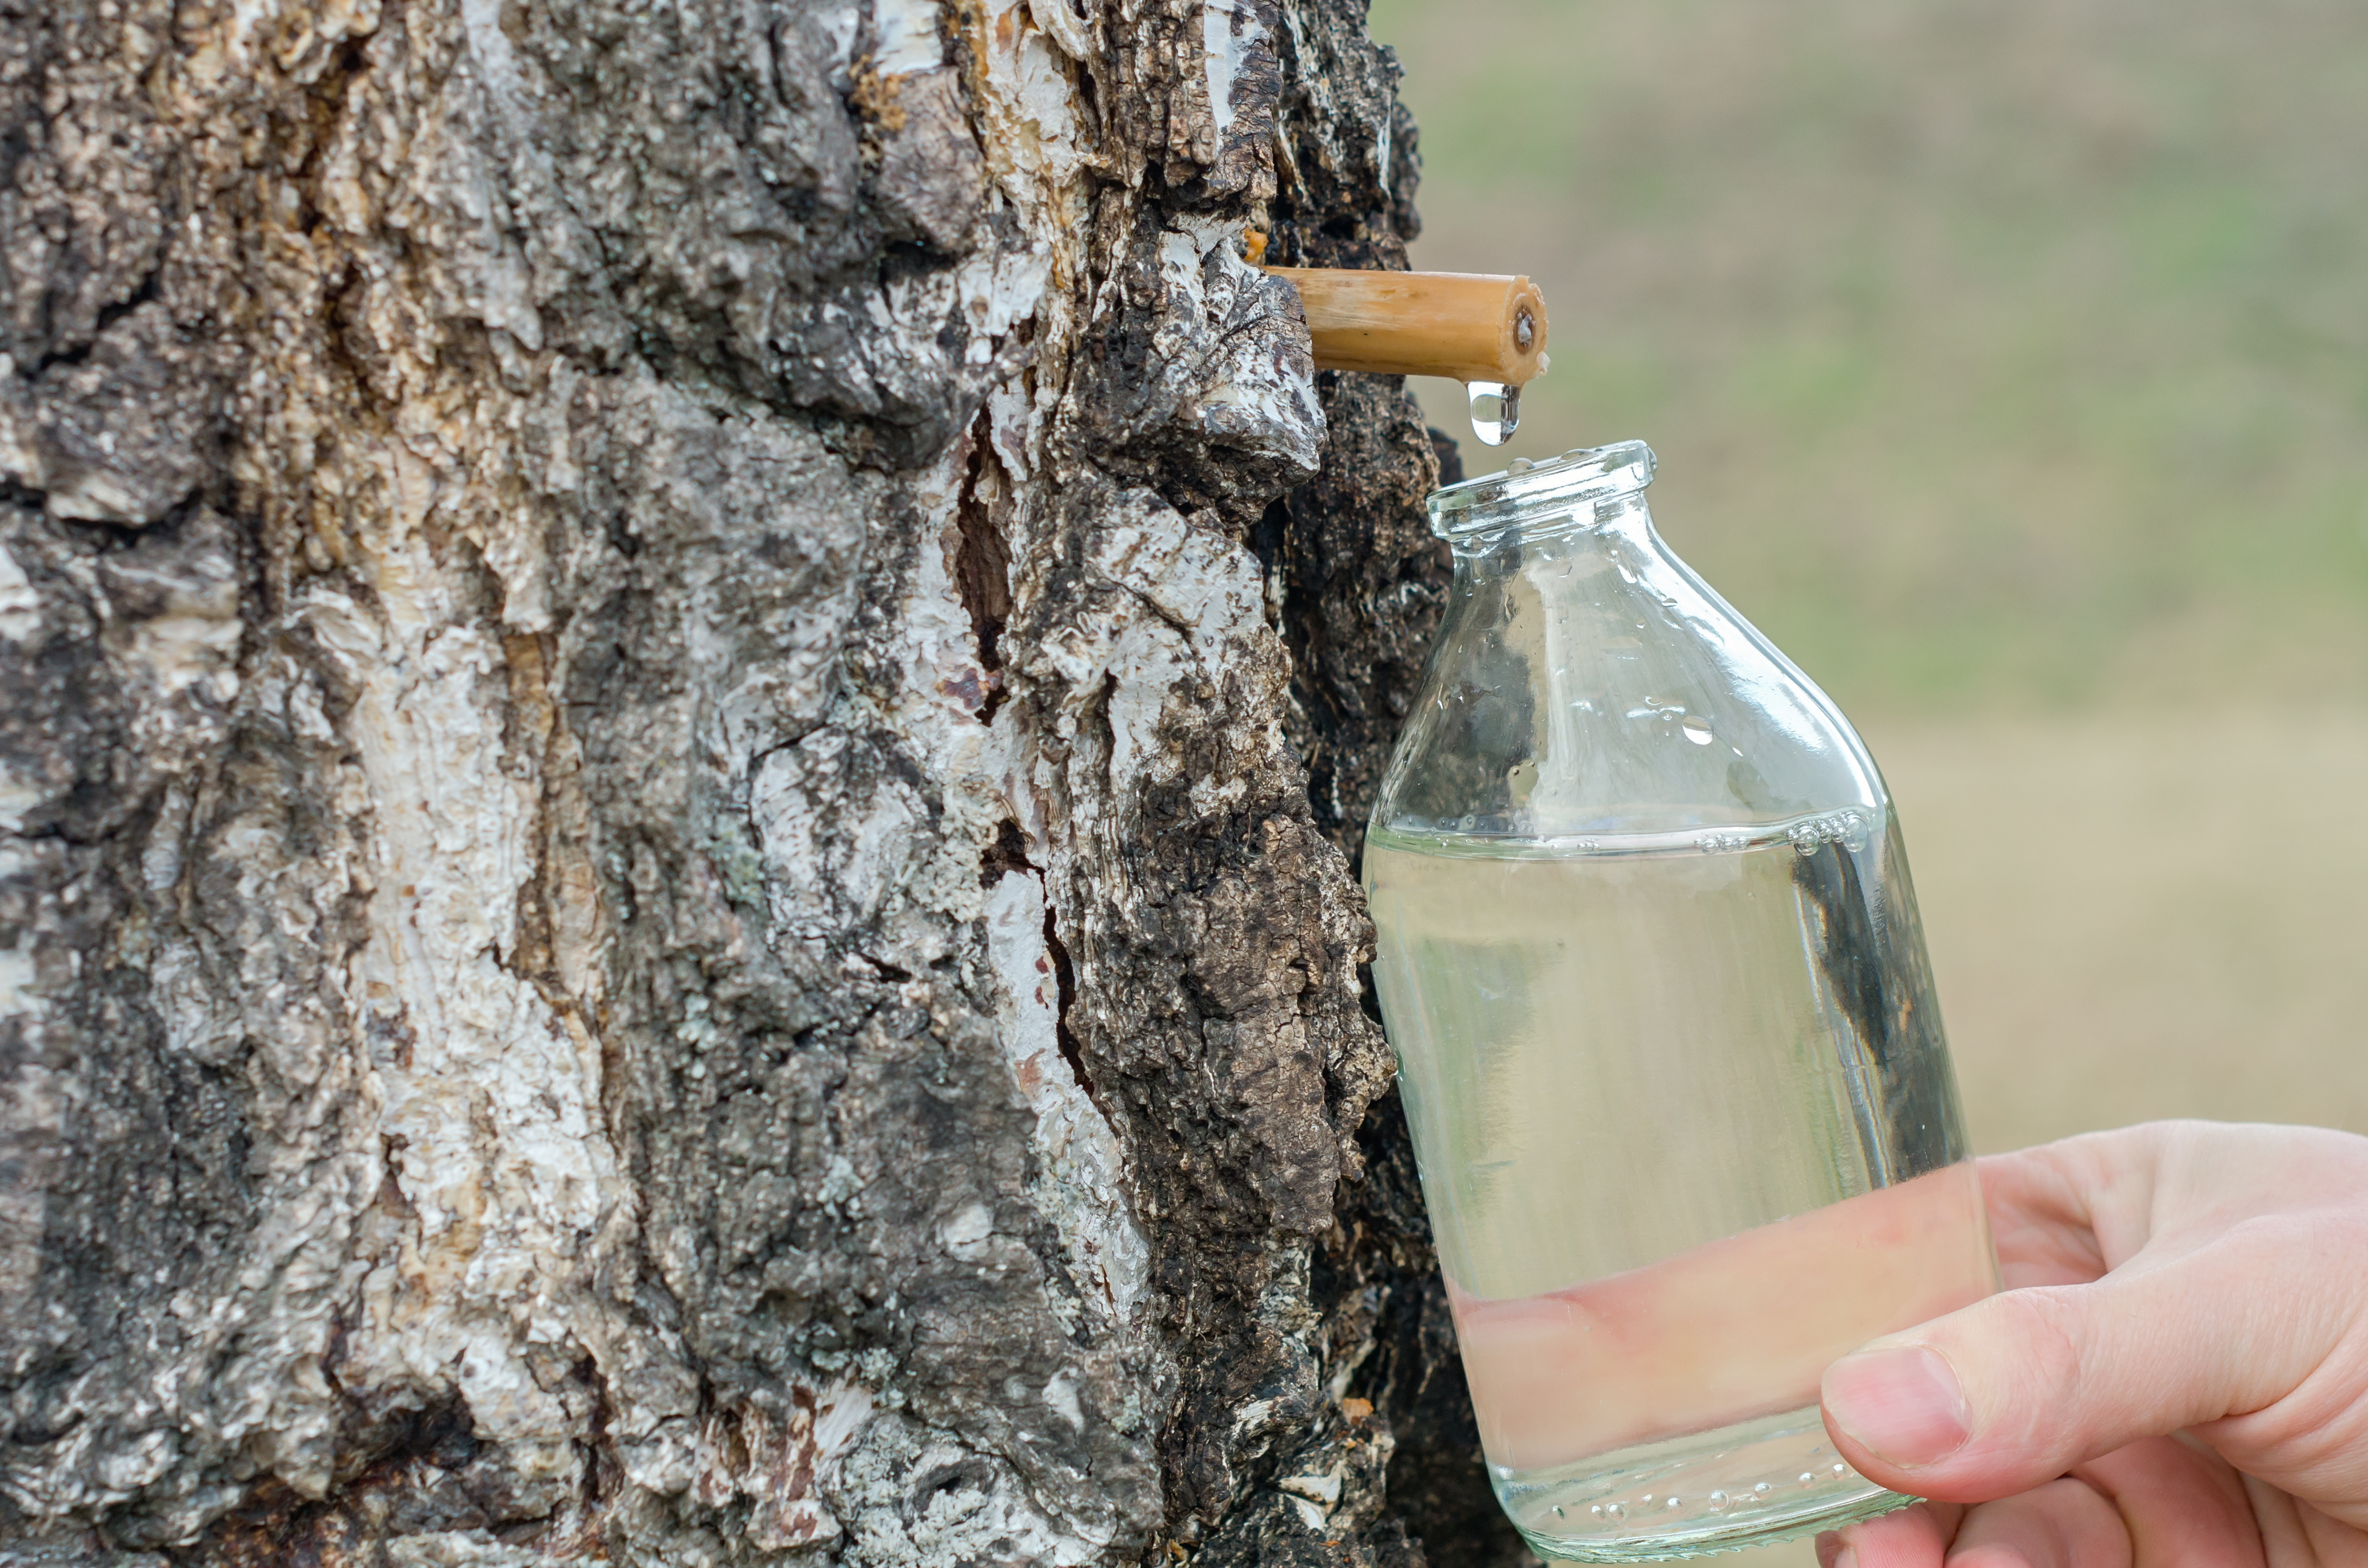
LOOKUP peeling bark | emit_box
[0,0,1527,1563]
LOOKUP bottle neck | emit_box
[1425,439,1657,545]
[1447,489,1657,575]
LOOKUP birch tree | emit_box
[0,0,1526,1561]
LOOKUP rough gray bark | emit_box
[0,1,1529,1563]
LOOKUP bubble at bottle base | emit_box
[1468,380,1521,445]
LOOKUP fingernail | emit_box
[1834,1550,1858,1568]
[1824,1345,1971,1468]
[1814,1531,1845,1568]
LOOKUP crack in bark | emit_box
[952,414,1012,722]
[26,269,162,377]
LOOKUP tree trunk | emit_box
[0,0,1530,1562]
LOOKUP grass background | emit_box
[1361,2,2368,1558]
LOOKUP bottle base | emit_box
[1514,1488,1908,1562]
[1493,1407,1914,1561]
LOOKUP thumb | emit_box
[1819,1229,2322,1502]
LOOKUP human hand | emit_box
[1815,1121,2368,1568]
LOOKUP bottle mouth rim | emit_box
[1427,439,1656,538]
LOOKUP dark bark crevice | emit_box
[952,414,1013,720]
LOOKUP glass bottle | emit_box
[1363,442,1999,1560]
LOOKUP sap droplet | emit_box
[1681,716,1715,745]
[1467,380,1521,445]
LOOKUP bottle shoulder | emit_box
[1372,513,1885,841]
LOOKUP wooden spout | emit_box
[1263,268,1550,385]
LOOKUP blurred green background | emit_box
[1372,0,2368,711]
[1363,2,2368,1558]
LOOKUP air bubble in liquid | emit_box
[1681,716,1715,745]
[1706,1491,1730,1512]
[1590,1505,1605,1520]
[1603,1503,1627,1521]
[1665,1496,1683,1510]
[1831,1463,1849,1478]
[1798,1473,1816,1487]
[1753,1483,1772,1498]
[1467,381,1521,445]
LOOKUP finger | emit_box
[2235,1478,2368,1567]
[1820,1207,2359,1501]
[1823,1501,1964,1568]
[2073,1437,2263,1568]
[1972,1144,2114,1289]
[1944,1479,2129,1568]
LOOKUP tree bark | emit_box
[0,0,1530,1562]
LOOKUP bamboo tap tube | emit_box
[1262,267,1551,386]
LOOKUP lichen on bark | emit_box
[0,0,1530,1563]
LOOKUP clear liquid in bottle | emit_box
[1366,819,1994,1559]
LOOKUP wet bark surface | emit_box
[0,0,1529,1563]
